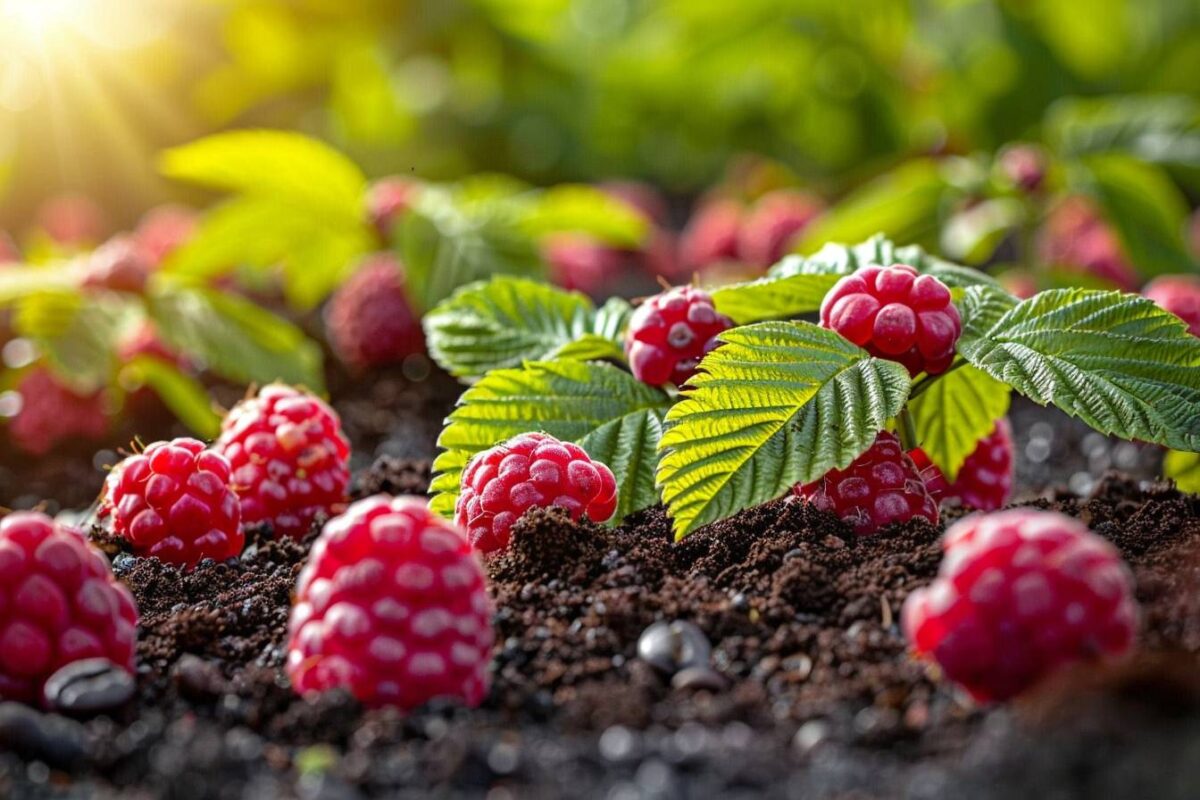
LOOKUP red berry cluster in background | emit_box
[133,205,198,266]
[903,509,1138,702]
[0,512,138,705]
[625,285,734,387]
[911,419,1015,512]
[80,236,155,295]
[325,254,425,370]
[1038,196,1139,291]
[820,263,962,376]
[680,189,823,273]
[101,438,243,568]
[287,496,494,710]
[1144,275,1200,337]
[794,431,939,536]
[8,367,110,457]
[456,432,618,554]
[0,230,19,263]
[215,385,351,540]
[367,176,421,240]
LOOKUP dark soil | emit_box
[1,369,1197,799]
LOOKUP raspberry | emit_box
[101,438,243,568]
[325,254,424,370]
[7,367,109,456]
[367,177,420,240]
[996,143,1047,193]
[542,233,628,297]
[1144,275,1200,337]
[214,385,351,539]
[80,236,154,295]
[736,190,823,268]
[911,419,1014,512]
[455,432,618,554]
[793,431,939,535]
[286,496,493,710]
[820,263,962,376]
[680,199,742,271]
[37,194,107,248]
[902,509,1138,702]
[134,205,197,265]
[625,285,734,387]
[1038,197,1138,291]
[0,512,138,706]
[0,231,19,263]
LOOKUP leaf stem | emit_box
[897,407,919,451]
[908,358,966,400]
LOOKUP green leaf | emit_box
[909,364,1011,481]
[0,266,78,306]
[1047,95,1200,168]
[958,285,1019,345]
[14,291,135,394]
[657,322,912,539]
[771,235,1001,291]
[423,277,627,380]
[711,273,842,324]
[120,356,222,439]
[959,288,1200,450]
[430,360,672,522]
[592,297,633,341]
[159,130,367,226]
[1164,449,1200,493]
[520,185,649,248]
[939,198,1026,265]
[146,284,325,392]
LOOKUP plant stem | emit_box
[897,407,918,451]
[908,359,966,400]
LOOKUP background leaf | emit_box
[959,288,1200,450]
[657,322,912,539]
[1164,449,1200,493]
[430,360,672,521]
[14,291,135,394]
[519,185,649,247]
[908,364,1011,480]
[1047,95,1200,169]
[120,357,222,439]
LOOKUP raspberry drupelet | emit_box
[911,419,1015,512]
[214,385,351,540]
[456,432,618,554]
[625,285,734,387]
[902,509,1138,703]
[820,263,962,376]
[0,512,139,705]
[287,496,494,710]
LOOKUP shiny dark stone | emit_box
[42,658,136,716]
[637,620,711,674]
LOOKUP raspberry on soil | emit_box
[793,431,939,536]
[214,384,351,540]
[910,419,1015,511]
[7,367,109,456]
[625,284,734,387]
[456,432,618,554]
[820,263,962,376]
[325,254,425,370]
[1144,275,1200,337]
[0,512,138,706]
[286,495,494,710]
[902,509,1138,703]
[101,437,243,568]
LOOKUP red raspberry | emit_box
[680,199,742,271]
[37,193,107,248]
[625,285,734,387]
[7,367,109,456]
[367,177,420,240]
[794,431,938,535]
[325,254,424,370]
[134,204,197,265]
[996,143,1047,193]
[455,432,618,554]
[0,512,138,706]
[101,438,243,568]
[1038,196,1138,291]
[214,385,351,540]
[287,496,493,710]
[1144,275,1200,337]
[910,419,1014,512]
[0,230,20,263]
[902,509,1138,703]
[80,236,154,295]
[736,190,823,268]
[542,233,628,297]
[820,263,962,376]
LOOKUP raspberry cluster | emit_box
[134,205,197,265]
[456,432,618,554]
[80,236,154,295]
[903,509,1138,702]
[325,254,425,370]
[0,512,139,705]
[287,496,494,710]
[736,190,823,268]
[820,263,962,376]
[215,385,351,539]
[367,177,420,240]
[625,285,734,387]
[911,419,1014,512]
[8,367,109,457]
[1144,275,1200,337]
[1038,197,1138,291]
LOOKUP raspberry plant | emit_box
[426,235,1200,539]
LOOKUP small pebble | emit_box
[0,702,88,768]
[636,620,712,674]
[43,658,136,716]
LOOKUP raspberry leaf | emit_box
[957,284,1019,343]
[14,291,133,394]
[120,356,221,439]
[430,360,672,522]
[657,322,912,539]
[520,185,650,248]
[711,274,842,324]
[908,364,1011,481]
[423,277,631,379]
[959,288,1200,450]
[1164,449,1200,493]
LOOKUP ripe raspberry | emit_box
[542,233,628,297]
[134,205,197,265]
[214,385,351,539]
[625,285,734,387]
[1144,275,1200,337]
[820,263,962,376]
[325,254,424,370]
[736,190,823,268]
[286,496,493,710]
[911,419,1015,512]
[455,432,618,554]
[7,367,109,456]
[1038,197,1138,291]
[367,177,420,240]
[793,431,939,535]
[680,199,742,271]
[902,509,1138,703]
[996,143,1047,193]
[101,438,243,568]
[0,512,138,706]
[80,236,153,295]
[0,230,19,263]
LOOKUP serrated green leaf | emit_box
[592,297,633,340]
[959,289,1200,450]
[958,285,1019,344]
[657,322,912,539]
[430,360,672,522]
[771,235,1001,290]
[1164,449,1200,493]
[520,185,649,248]
[908,364,1011,481]
[120,356,221,439]
[711,273,842,324]
[550,334,626,363]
